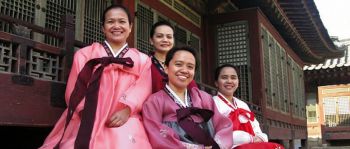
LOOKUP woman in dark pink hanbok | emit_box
[148,21,197,93]
[142,46,233,149]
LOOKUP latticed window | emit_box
[136,2,202,82]
[1,0,110,46]
[270,39,279,110]
[299,68,306,117]
[261,26,295,113]
[83,0,111,44]
[0,0,111,81]
[307,104,317,122]
[45,0,76,46]
[189,34,201,82]
[0,0,35,34]
[338,96,350,126]
[290,57,298,115]
[324,96,350,127]
[136,4,153,54]
[159,0,201,27]
[216,21,251,102]
[174,26,187,47]
[324,97,337,127]
[289,58,305,118]
[158,15,167,23]
[0,41,17,73]
[281,48,289,113]
[261,27,271,107]
[136,2,201,53]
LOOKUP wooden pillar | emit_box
[59,14,75,82]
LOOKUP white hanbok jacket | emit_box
[213,92,268,147]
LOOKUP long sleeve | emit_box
[251,118,268,142]
[231,119,268,147]
[63,50,90,116]
[198,90,233,149]
[235,99,268,142]
[64,51,86,105]
[235,98,268,143]
[142,94,186,149]
[118,55,152,114]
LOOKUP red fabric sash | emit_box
[217,94,255,135]
[229,108,255,136]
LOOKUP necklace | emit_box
[156,58,165,66]
[153,54,166,65]
[159,60,165,65]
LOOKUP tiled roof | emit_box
[304,39,350,70]
[232,0,344,63]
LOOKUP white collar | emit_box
[165,84,190,107]
[104,40,128,57]
[217,92,237,109]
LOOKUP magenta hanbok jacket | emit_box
[40,43,152,149]
[142,87,233,149]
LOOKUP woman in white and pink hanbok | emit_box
[213,64,284,149]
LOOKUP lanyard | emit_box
[164,84,192,108]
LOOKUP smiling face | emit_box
[150,25,174,54]
[215,66,239,98]
[102,8,132,46]
[165,50,195,91]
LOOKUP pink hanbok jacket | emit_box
[142,87,233,149]
[40,43,152,149]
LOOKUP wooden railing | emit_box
[0,14,82,126]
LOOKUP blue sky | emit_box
[314,0,350,40]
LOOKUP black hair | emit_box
[214,64,239,81]
[150,21,174,38]
[165,46,198,70]
[102,4,132,25]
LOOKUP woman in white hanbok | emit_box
[213,64,283,149]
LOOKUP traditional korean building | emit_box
[304,38,350,147]
[0,0,343,148]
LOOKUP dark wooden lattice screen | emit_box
[174,26,187,47]
[136,4,153,54]
[0,0,35,33]
[216,21,251,102]
[45,0,76,46]
[83,0,110,44]
[262,26,297,114]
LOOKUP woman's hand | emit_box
[107,106,131,127]
[253,136,264,143]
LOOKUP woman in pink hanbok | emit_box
[40,5,152,149]
[142,46,233,149]
[213,64,284,149]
